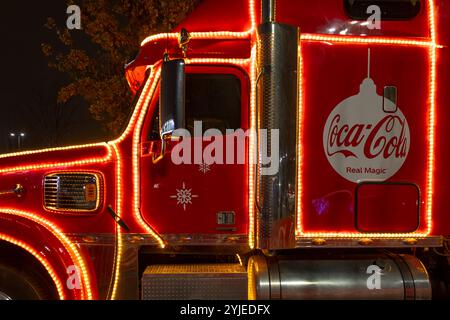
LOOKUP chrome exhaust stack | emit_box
[256,0,299,249]
[261,0,276,23]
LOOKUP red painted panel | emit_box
[356,183,420,233]
[301,43,429,233]
[0,213,99,299]
[0,146,117,234]
[140,66,250,235]
[276,0,429,38]
[174,0,252,32]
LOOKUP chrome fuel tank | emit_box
[248,253,431,300]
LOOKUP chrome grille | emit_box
[44,173,100,212]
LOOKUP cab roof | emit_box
[125,0,432,93]
[125,0,255,94]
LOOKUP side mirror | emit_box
[159,58,186,137]
[153,58,185,164]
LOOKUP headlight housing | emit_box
[44,172,102,213]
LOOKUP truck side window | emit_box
[148,103,160,141]
[344,0,421,20]
[186,73,241,136]
[147,73,242,140]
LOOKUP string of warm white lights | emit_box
[0,144,113,174]
[0,142,109,160]
[109,143,124,300]
[130,69,167,249]
[108,67,166,299]
[248,46,257,249]
[140,0,257,47]
[426,0,437,235]
[300,34,434,47]
[296,41,305,236]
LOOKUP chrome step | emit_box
[142,263,247,300]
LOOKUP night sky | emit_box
[0,1,106,154]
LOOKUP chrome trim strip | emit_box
[67,234,443,248]
[295,236,443,248]
[162,234,248,246]
[66,233,248,246]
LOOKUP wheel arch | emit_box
[0,209,96,300]
[0,240,60,299]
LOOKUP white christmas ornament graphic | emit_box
[198,163,211,174]
[170,182,199,211]
[323,49,410,183]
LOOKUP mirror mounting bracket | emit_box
[179,28,191,57]
[152,134,169,164]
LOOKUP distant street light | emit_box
[9,132,26,150]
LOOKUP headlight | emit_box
[44,172,102,213]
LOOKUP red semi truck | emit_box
[0,0,449,300]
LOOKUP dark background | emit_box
[0,1,106,154]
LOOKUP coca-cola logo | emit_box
[323,77,410,183]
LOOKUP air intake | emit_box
[44,173,101,212]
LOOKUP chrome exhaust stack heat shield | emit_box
[248,254,432,300]
[256,0,299,249]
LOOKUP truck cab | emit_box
[0,0,449,300]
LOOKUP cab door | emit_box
[140,65,249,236]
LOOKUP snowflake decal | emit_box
[198,163,212,174]
[170,182,199,211]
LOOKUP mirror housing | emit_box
[159,59,186,137]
